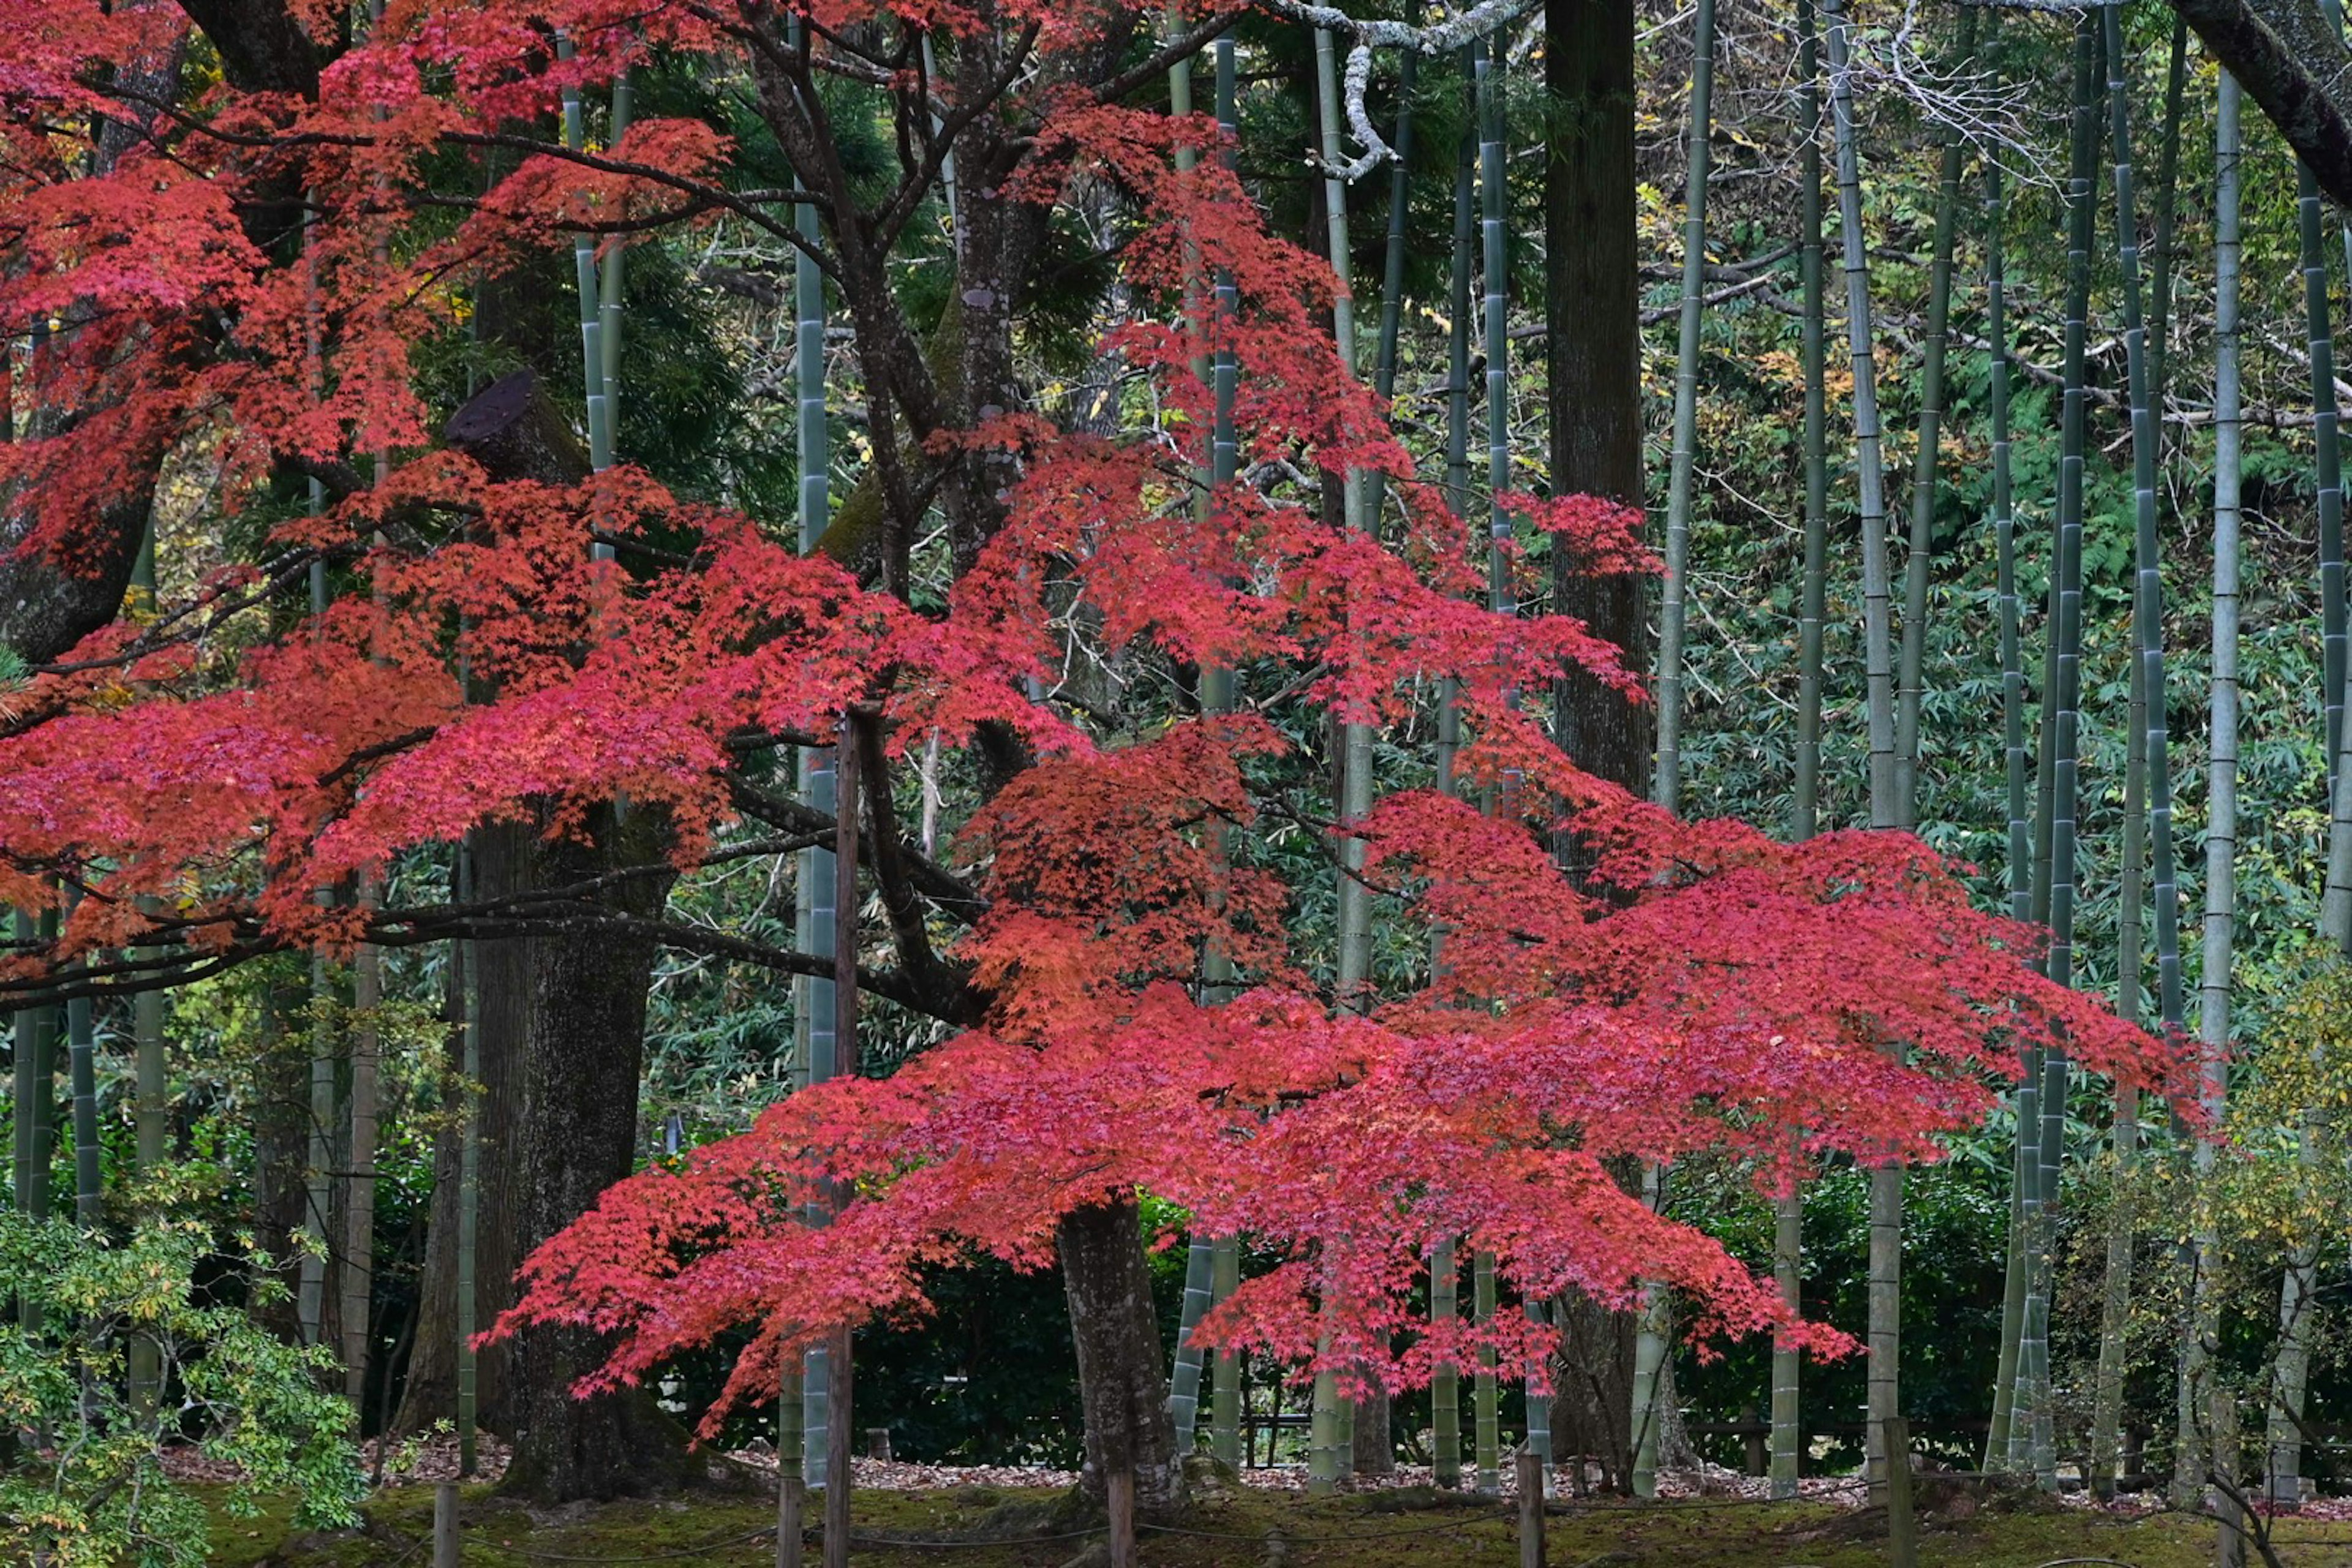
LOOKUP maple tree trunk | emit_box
[1058,1197,1182,1521]
[500,802,690,1504]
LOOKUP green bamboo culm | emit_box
[2108,0,2184,1042]
[1363,44,1419,532]
[1822,0,1897,834]
[1474,1247,1499,1494]
[1476,34,1547,1485]
[298,528,337,1357]
[1775,18,1828,1493]
[789,11,840,1490]
[2015,12,2101,1492]
[1649,0,1716,814]
[18,911,57,1342]
[2146,15,2189,423]
[1981,136,2031,1474]
[1892,7,1977,830]
[2270,0,2352,1508]
[127,527,167,1415]
[1429,54,1477,1493]
[1789,0,1830,845]
[2176,72,2239,1506]
[2296,126,2346,793]
[556,31,610,477]
[1309,18,1372,1496]
[2089,6,2181,1496]
[1821,0,1902,1494]
[455,834,482,1478]
[64,932,94,1226]
[1634,0,1715,1492]
[1205,35,1246,1477]
[1479,36,1517,696]
[1164,21,1215,1454]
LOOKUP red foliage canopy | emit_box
[0,0,2193,1427]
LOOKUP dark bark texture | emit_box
[2168,0,2352,209]
[1544,0,1652,800]
[1058,1198,1183,1520]
[497,800,690,1503]
[1543,0,1649,1489]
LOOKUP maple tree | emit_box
[0,0,2201,1520]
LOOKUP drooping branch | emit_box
[2166,0,2352,210]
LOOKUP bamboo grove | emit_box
[11,0,2352,1561]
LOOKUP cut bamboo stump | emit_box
[1107,1468,1137,1568]
[1516,1446,1545,1568]
[1882,1415,1917,1568]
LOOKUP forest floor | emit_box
[204,1465,2352,1567]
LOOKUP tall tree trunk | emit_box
[499,803,690,1504]
[1060,1198,1183,1520]
[1544,0,1648,1494]
[1545,0,1648,795]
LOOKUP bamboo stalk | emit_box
[1790,0,1829,844]
[1650,0,1716,815]
[1822,0,1902,1494]
[1981,130,2031,1467]
[1474,1248,1499,1494]
[2178,67,2240,1510]
[1774,5,1827,1484]
[2018,17,2101,1491]
[1892,7,1977,829]
[1205,36,1245,1476]
[2297,162,2346,796]
[455,835,481,1477]
[1433,1238,1461,1487]
[1310,20,1372,1493]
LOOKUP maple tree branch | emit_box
[872,20,1042,255]
[728,772,987,922]
[441,130,832,276]
[1092,12,1248,106]
[850,706,957,1000]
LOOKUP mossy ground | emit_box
[208,1480,2352,1566]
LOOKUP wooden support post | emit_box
[1882,1415,1917,1568]
[2214,1389,2245,1568]
[1742,1402,1767,1477]
[824,1323,854,1568]
[1516,1446,1545,1568]
[432,1482,459,1568]
[1107,1467,1137,1568]
[777,1470,804,1568]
